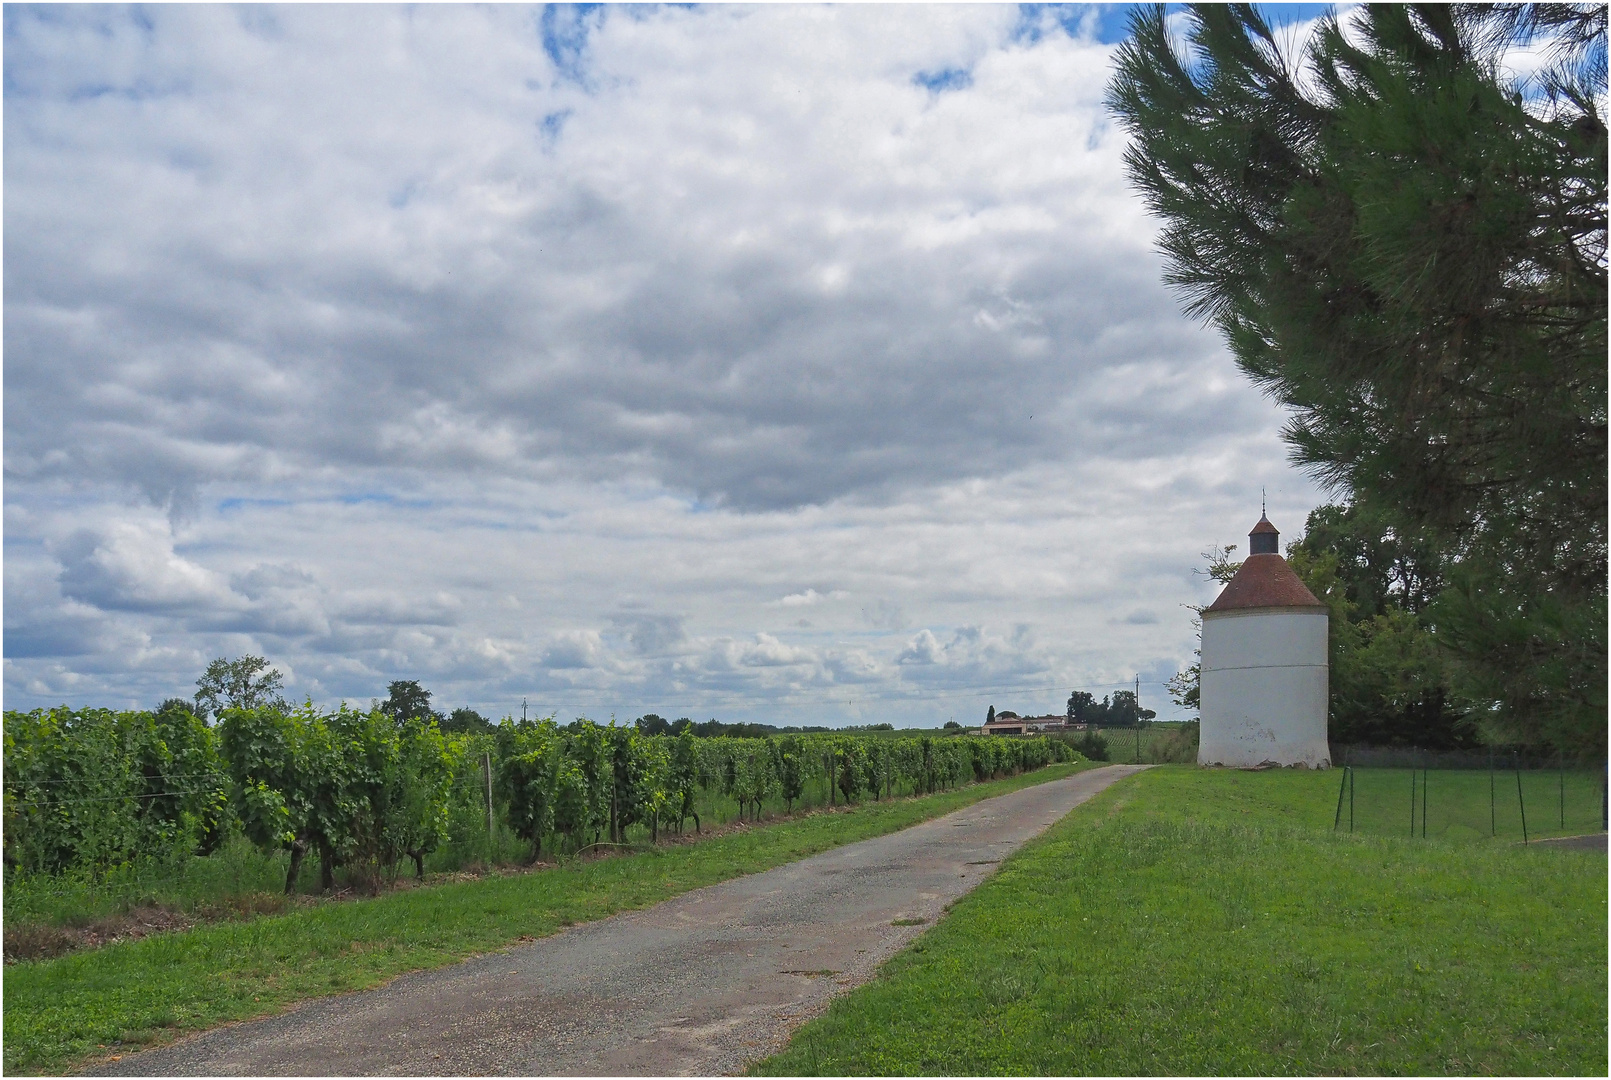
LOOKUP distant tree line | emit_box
[183,663,931,743]
[1065,690,1155,728]
[628,714,841,739]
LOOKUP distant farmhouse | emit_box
[981,711,1067,736]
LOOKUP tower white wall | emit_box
[1199,608,1330,768]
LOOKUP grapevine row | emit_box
[3,704,1079,890]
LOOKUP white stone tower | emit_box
[1198,514,1331,768]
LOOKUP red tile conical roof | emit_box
[1204,553,1326,614]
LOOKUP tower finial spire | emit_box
[1261,487,1266,516]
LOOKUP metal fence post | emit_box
[1349,766,1355,833]
[1489,748,1496,837]
[1410,767,1417,838]
[1333,766,1348,830]
[1514,752,1528,844]
[1558,750,1565,831]
[1421,764,1428,839]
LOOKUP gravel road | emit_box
[97,763,1147,1077]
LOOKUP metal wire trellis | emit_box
[5,788,224,806]
[3,773,226,787]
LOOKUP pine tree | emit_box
[1107,4,1606,754]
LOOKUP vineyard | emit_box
[3,704,1077,904]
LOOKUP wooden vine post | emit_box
[482,751,495,841]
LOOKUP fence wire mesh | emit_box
[1330,747,1608,843]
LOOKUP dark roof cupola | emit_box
[1248,514,1279,555]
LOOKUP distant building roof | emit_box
[1205,552,1326,614]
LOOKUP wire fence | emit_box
[1330,747,1609,843]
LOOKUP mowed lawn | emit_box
[754,767,1608,1076]
[2,761,1091,1076]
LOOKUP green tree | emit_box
[194,656,287,719]
[1108,4,1606,755]
[1064,692,1089,723]
[1287,504,1469,748]
[634,713,672,736]
[442,707,493,734]
[380,680,436,725]
[1106,690,1156,728]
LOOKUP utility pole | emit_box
[1135,675,1141,763]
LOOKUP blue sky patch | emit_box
[541,109,572,142]
[913,67,972,94]
[1014,3,1346,47]
[540,3,604,86]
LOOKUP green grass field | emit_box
[2,761,1091,1075]
[754,766,1608,1076]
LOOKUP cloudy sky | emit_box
[4,3,1339,725]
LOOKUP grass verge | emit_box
[753,766,1608,1076]
[3,760,1093,1075]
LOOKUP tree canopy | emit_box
[1109,4,1606,755]
[1066,690,1155,727]
[194,656,287,720]
[380,680,436,725]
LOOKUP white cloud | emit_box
[896,629,945,666]
[738,633,817,668]
[3,5,1326,724]
[778,589,848,607]
[541,631,606,671]
[52,521,235,615]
